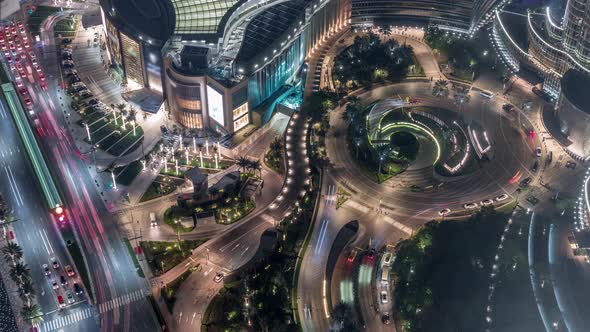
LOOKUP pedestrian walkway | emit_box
[98,289,146,314]
[41,307,93,332]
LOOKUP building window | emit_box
[232,102,248,120]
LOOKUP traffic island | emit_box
[140,239,208,275]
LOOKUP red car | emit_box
[1,43,7,51]
[23,97,32,107]
[39,73,45,81]
[40,81,47,90]
[24,41,30,49]
[17,87,27,96]
[57,295,65,308]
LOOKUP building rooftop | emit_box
[185,167,208,185]
[99,0,176,45]
[561,69,590,115]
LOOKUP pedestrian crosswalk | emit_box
[42,307,93,332]
[98,289,146,314]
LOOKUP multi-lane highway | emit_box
[1,14,160,331]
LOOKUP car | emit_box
[495,194,509,202]
[65,265,75,277]
[479,91,493,99]
[28,50,36,60]
[380,291,388,304]
[23,41,29,49]
[17,87,27,96]
[381,314,391,325]
[15,80,23,88]
[438,208,451,216]
[366,248,375,260]
[532,160,539,173]
[39,73,45,81]
[566,161,577,169]
[520,177,532,187]
[481,199,494,206]
[382,253,393,266]
[15,43,22,51]
[502,103,514,112]
[20,31,27,39]
[3,50,9,57]
[57,295,65,308]
[213,273,224,283]
[61,38,72,44]
[0,43,6,50]
[463,202,478,209]
[43,264,51,276]
[50,258,60,269]
[62,54,72,60]
[23,97,32,107]
[15,63,22,71]
[35,65,41,73]
[40,81,47,90]
[52,280,59,290]
[73,283,83,295]
[66,292,75,304]
[60,275,67,286]
[88,99,99,105]
[535,147,542,157]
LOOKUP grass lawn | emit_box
[215,199,255,225]
[163,206,195,233]
[53,17,78,38]
[115,160,143,186]
[141,239,207,276]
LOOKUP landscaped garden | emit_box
[141,239,208,276]
[391,207,508,332]
[332,31,421,92]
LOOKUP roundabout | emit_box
[327,81,541,227]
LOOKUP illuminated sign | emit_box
[207,85,224,126]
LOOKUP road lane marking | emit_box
[98,289,145,314]
[42,307,94,331]
[42,229,54,254]
[39,230,51,255]
[4,166,23,206]
[315,219,329,255]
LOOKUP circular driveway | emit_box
[326,81,541,227]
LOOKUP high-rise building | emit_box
[350,0,507,34]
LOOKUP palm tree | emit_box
[236,156,250,173]
[116,103,126,114]
[269,137,283,156]
[21,303,43,325]
[3,241,23,265]
[453,86,471,110]
[249,159,262,177]
[0,195,9,222]
[10,262,30,285]
[127,105,137,122]
[376,144,391,177]
[18,278,36,305]
[432,79,449,98]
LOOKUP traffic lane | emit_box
[0,102,95,325]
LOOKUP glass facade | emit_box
[351,0,472,31]
[120,32,145,86]
[171,0,239,34]
[167,73,204,128]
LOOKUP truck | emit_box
[381,266,390,282]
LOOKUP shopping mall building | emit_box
[99,0,505,135]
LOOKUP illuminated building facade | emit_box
[492,1,590,99]
[100,0,350,134]
[557,69,590,160]
[350,0,506,34]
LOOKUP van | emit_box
[150,212,157,227]
[479,91,493,99]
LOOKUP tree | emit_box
[453,86,471,110]
[18,278,36,305]
[0,195,9,223]
[270,137,283,156]
[21,303,43,325]
[432,79,449,98]
[376,144,391,176]
[127,105,137,122]
[249,159,262,177]
[10,262,30,285]
[3,241,23,265]
[116,103,126,114]
[236,156,250,173]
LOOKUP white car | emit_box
[463,202,478,209]
[495,194,509,202]
[535,147,542,157]
[438,208,451,216]
[380,291,388,304]
[214,273,224,283]
[481,199,494,206]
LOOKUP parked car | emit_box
[495,194,509,202]
[438,208,451,216]
[380,291,388,304]
[481,199,494,206]
[60,275,67,286]
[57,295,65,308]
[67,292,75,304]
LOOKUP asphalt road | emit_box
[0,12,162,332]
